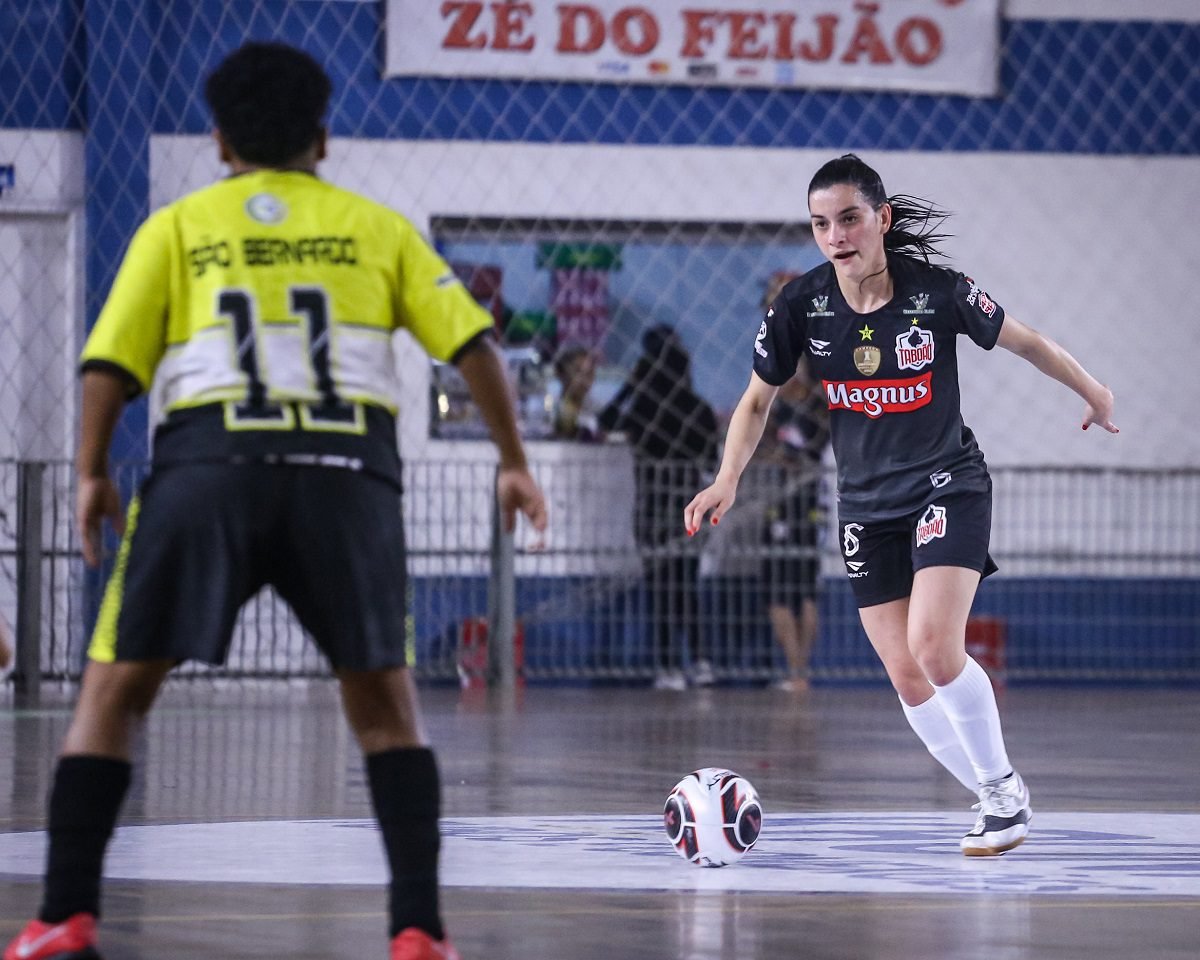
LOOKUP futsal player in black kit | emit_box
[685,154,1117,856]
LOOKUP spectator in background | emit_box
[754,272,831,693]
[551,343,600,441]
[756,356,830,692]
[600,325,717,690]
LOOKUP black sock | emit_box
[366,747,444,941]
[39,756,132,923]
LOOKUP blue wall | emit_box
[5,3,1198,153]
[414,576,1200,684]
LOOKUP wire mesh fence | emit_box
[1,5,1197,689]
[2,458,1197,687]
[3,6,1198,470]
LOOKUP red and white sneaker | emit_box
[390,927,460,960]
[3,914,101,960]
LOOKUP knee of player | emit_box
[907,633,963,685]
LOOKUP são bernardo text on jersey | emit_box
[188,235,358,277]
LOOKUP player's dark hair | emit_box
[553,343,591,380]
[808,154,952,265]
[205,42,331,167]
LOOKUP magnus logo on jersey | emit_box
[916,504,947,547]
[808,338,831,357]
[824,373,932,419]
[895,326,934,371]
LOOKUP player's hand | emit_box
[76,474,125,568]
[496,466,548,544]
[1082,385,1118,434]
[684,476,738,536]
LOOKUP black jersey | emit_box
[753,255,1005,520]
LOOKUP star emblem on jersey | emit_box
[916,504,947,547]
[858,324,874,341]
[895,325,935,371]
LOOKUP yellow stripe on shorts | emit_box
[88,495,142,663]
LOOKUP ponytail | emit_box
[884,194,952,265]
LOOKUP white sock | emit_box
[900,695,978,794]
[933,657,1012,785]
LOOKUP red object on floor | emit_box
[965,616,1007,691]
[457,617,525,689]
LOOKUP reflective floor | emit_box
[2,683,1199,959]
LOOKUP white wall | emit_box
[0,132,83,462]
[155,136,1200,468]
[0,132,84,654]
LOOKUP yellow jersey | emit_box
[81,169,493,479]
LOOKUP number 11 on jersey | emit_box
[218,286,363,433]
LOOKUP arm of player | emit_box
[455,337,549,537]
[996,315,1118,434]
[684,371,779,535]
[76,370,131,568]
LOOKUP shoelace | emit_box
[979,779,1024,818]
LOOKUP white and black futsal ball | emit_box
[663,767,763,867]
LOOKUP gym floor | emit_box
[2,683,1198,959]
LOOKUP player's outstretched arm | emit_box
[996,315,1118,434]
[455,336,549,536]
[684,372,779,535]
[76,370,130,568]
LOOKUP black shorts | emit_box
[837,488,998,608]
[89,463,410,671]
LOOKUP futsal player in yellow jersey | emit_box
[5,42,546,960]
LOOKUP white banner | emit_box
[386,1,1000,97]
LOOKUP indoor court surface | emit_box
[2,684,1199,960]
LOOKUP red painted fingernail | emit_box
[1082,424,1088,430]
[711,517,719,526]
